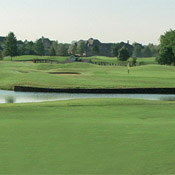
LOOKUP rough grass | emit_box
[0,60,175,90]
[0,98,175,174]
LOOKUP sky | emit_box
[1,0,175,44]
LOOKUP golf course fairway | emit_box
[1,61,175,90]
[0,98,175,174]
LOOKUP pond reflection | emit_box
[0,90,175,104]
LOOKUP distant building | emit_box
[68,38,134,57]
[85,38,112,57]
[39,36,53,56]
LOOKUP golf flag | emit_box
[127,62,130,74]
[127,62,130,70]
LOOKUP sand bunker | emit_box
[49,72,80,75]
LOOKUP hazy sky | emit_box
[1,0,175,44]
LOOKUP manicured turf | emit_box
[0,98,175,174]
[4,55,69,62]
[86,56,157,65]
[4,55,157,65]
[0,60,175,90]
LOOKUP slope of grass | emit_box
[84,56,157,65]
[4,55,157,65]
[4,55,69,62]
[0,98,175,174]
[0,61,175,90]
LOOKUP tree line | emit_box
[111,42,159,58]
[157,29,175,65]
[0,32,70,59]
[0,32,159,59]
[1,30,175,66]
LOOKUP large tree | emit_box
[76,41,86,56]
[118,46,130,61]
[158,47,175,65]
[33,40,45,56]
[49,42,69,56]
[147,43,159,57]
[2,32,17,60]
[158,30,175,65]
[49,45,56,56]
[111,43,121,57]
[57,43,69,56]
[0,52,2,60]
[141,46,152,57]
[24,41,35,55]
[132,43,143,57]
[92,46,99,55]
[68,43,77,55]
[49,41,57,56]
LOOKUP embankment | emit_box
[14,86,175,94]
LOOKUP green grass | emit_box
[0,98,175,174]
[134,57,157,65]
[4,55,69,62]
[0,60,175,90]
[4,55,157,65]
[84,56,157,65]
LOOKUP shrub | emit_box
[131,57,137,66]
[118,46,130,61]
[158,30,175,65]
[5,96,16,103]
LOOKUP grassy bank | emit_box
[3,55,69,62]
[0,98,175,174]
[0,60,175,90]
[4,55,157,65]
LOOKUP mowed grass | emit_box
[0,98,175,174]
[85,56,157,65]
[4,55,69,62]
[0,60,175,90]
[4,55,157,65]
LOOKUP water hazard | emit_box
[1,90,175,104]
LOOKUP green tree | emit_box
[2,32,17,60]
[24,41,35,55]
[141,46,152,57]
[33,40,45,56]
[132,43,143,57]
[158,47,175,65]
[49,44,56,56]
[0,52,2,60]
[68,44,77,55]
[17,40,25,55]
[76,41,86,56]
[147,43,159,57]
[49,42,69,56]
[118,46,130,61]
[131,57,137,66]
[111,43,121,57]
[157,30,175,65]
[92,46,99,55]
[57,43,68,56]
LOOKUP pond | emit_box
[0,90,175,104]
